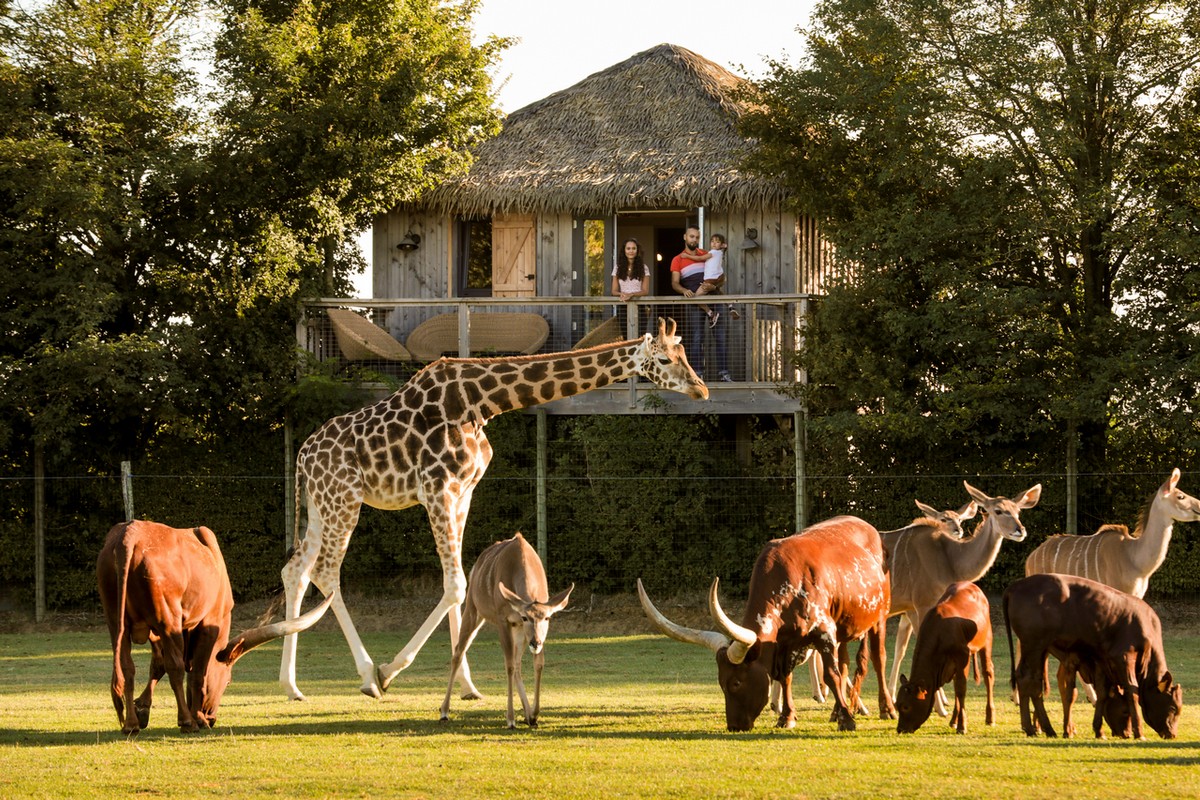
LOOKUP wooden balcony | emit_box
[299,295,811,415]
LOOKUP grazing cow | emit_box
[97,520,333,734]
[638,515,895,732]
[1003,573,1182,739]
[1055,649,1133,738]
[895,582,995,735]
[440,533,572,729]
[802,499,978,708]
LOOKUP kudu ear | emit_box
[546,583,574,614]
[1017,484,1042,508]
[1163,468,1181,495]
[498,581,529,618]
[914,500,938,519]
[959,500,979,520]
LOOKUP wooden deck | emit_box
[299,295,812,415]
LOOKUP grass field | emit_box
[2,600,1199,799]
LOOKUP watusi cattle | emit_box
[638,515,895,732]
[97,520,333,734]
[1003,573,1182,739]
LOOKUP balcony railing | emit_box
[299,295,811,414]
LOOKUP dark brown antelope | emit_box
[440,533,572,729]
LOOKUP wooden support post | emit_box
[34,443,45,623]
[1066,424,1078,535]
[536,409,548,566]
[795,408,807,533]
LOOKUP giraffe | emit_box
[279,318,708,701]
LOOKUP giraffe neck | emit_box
[416,340,642,423]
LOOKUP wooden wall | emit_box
[373,204,827,305]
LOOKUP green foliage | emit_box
[742,0,1200,499]
[208,0,507,295]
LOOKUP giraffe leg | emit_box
[283,493,382,699]
[379,492,470,691]
[379,560,467,691]
[279,527,317,701]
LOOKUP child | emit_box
[690,233,730,327]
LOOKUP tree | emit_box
[0,0,508,468]
[743,0,1200,503]
[206,0,506,297]
[0,0,206,461]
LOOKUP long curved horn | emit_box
[218,590,337,666]
[636,579,728,654]
[708,577,757,664]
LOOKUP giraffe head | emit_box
[636,318,709,400]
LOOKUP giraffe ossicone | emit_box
[279,317,707,701]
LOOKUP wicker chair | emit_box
[405,312,550,360]
[327,308,413,362]
[571,315,624,349]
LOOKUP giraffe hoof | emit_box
[461,689,484,701]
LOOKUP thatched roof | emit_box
[415,43,786,216]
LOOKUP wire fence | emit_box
[5,457,1198,621]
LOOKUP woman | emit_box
[611,237,652,335]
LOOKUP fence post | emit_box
[34,442,45,623]
[121,460,134,521]
[536,409,548,566]
[795,408,807,533]
[284,414,294,553]
[1065,423,1078,534]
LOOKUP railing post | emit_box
[457,303,471,357]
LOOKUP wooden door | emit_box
[492,213,536,297]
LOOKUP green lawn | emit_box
[2,616,1199,799]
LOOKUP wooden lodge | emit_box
[300,44,834,415]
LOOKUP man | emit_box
[670,226,730,381]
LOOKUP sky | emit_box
[354,0,819,294]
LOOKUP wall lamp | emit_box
[740,228,759,250]
[396,232,422,253]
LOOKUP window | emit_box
[455,217,492,297]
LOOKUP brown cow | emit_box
[1003,573,1182,739]
[895,581,995,734]
[638,515,895,732]
[97,520,333,734]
